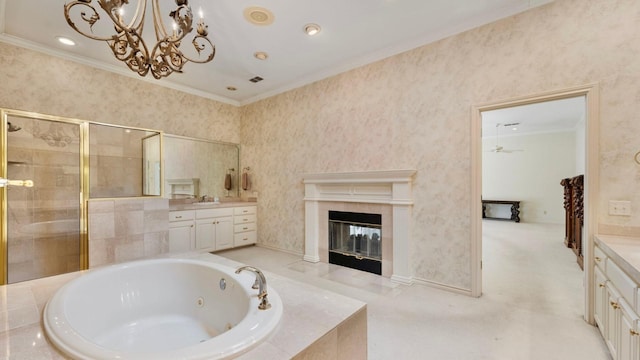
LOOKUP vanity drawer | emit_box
[594,245,607,271]
[606,260,637,306]
[234,231,256,247]
[196,208,234,219]
[169,210,195,222]
[234,206,256,216]
[234,214,256,225]
[234,223,256,233]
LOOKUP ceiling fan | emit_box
[486,123,523,153]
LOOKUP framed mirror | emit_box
[163,135,240,199]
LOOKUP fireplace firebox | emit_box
[328,211,382,275]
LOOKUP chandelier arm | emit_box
[182,36,215,63]
[64,1,114,41]
[152,0,169,41]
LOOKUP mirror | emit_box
[89,123,162,198]
[163,135,240,199]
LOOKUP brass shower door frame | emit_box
[0,109,90,285]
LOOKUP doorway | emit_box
[470,84,600,323]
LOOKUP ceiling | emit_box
[0,0,552,106]
[481,96,586,139]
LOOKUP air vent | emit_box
[503,122,520,127]
[249,76,264,83]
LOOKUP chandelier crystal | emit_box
[64,0,216,79]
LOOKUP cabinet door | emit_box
[594,266,607,336]
[605,282,621,359]
[195,219,216,250]
[619,300,639,360]
[215,216,234,250]
[169,221,195,253]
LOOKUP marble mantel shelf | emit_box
[302,169,417,285]
[302,170,416,205]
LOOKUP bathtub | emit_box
[43,258,282,360]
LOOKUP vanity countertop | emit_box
[595,234,640,284]
[170,200,257,211]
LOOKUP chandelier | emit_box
[63,0,215,79]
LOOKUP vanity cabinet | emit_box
[594,243,640,360]
[169,204,257,253]
[195,208,234,251]
[233,206,257,247]
[168,210,195,253]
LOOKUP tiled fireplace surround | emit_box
[303,170,416,285]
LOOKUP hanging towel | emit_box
[224,173,232,190]
[241,172,250,191]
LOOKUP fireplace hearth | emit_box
[328,211,382,275]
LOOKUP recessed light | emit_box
[226,86,237,91]
[304,23,321,36]
[56,36,76,46]
[254,52,269,60]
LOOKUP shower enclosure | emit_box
[1,110,86,284]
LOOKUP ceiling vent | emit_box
[249,76,264,83]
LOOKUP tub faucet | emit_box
[235,266,271,310]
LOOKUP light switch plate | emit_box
[609,200,631,216]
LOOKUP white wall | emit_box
[482,131,577,224]
[575,115,586,174]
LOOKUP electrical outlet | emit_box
[609,200,632,216]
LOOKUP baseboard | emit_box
[255,243,304,257]
[412,277,473,296]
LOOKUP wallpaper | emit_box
[240,0,640,290]
[0,42,241,142]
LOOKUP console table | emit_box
[482,200,520,222]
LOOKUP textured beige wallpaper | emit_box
[240,0,640,290]
[0,42,241,142]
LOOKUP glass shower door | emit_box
[2,112,83,284]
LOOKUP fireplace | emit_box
[328,211,382,275]
[303,170,416,284]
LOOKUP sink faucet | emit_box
[235,266,271,310]
[200,195,208,202]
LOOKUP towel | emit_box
[241,172,250,191]
[224,173,232,190]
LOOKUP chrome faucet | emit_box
[235,266,271,310]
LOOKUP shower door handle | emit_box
[0,178,34,188]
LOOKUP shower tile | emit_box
[115,210,144,236]
[89,238,116,267]
[115,236,144,263]
[144,198,169,211]
[144,210,170,233]
[143,231,169,257]
[88,212,115,240]
[88,200,115,214]
[115,199,144,212]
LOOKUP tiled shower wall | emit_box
[88,198,169,268]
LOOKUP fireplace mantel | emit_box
[302,170,416,284]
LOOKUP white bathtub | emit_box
[43,258,282,360]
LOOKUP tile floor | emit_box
[218,220,611,360]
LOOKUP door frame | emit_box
[0,109,89,284]
[470,84,600,323]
